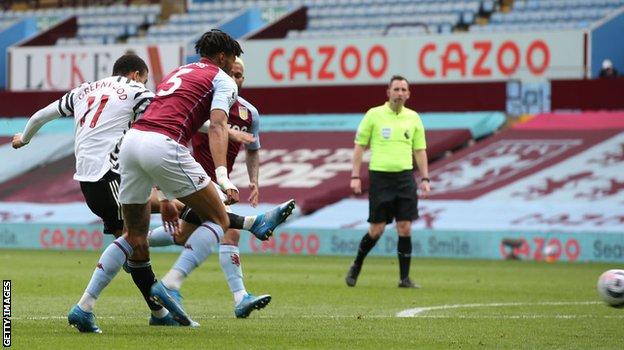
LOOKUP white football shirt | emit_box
[57,76,154,182]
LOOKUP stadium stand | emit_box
[0,111,504,213]
[3,0,623,45]
[4,111,622,236]
[292,0,483,39]
[289,111,624,234]
[473,0,624,32]
[128,1,241,44]
[170,0,624,40]
[0,4,160,45]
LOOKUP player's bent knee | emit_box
[222,229,240,245]
[178,186,229,230]
[216,213,230,233]
[370,232,384,239]
[176,222,197,245]
[396,221,412,236]
[209,207,230,233]
[368,229,384,239]
[369,223,386,238]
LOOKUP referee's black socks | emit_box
[397,236,412,280]
[354,232,379,266]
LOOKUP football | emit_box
[597,269,624,307]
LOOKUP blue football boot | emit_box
[68,304,102,333]
[234,293,272,318]
[150,281,197,327]
[249,199,296,241]
[149,312,181,326]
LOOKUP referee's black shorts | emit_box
[80,170,124,235]
[368,170,419,224]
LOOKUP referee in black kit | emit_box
[346,75,430,288]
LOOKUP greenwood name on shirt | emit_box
[57,76,153,182]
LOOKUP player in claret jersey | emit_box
[148,57,295,318]
[68,29,243,328]
[12,54,184,330]
[187,57,290,318]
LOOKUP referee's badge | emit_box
[381,127,391,139]
[239,106,249,120]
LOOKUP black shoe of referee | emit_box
[398,277,421,289]
[345,264,361,287]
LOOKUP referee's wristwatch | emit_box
[421,177,430,183]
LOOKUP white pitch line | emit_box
[16,313,624,321]
[407,314,624,319]
[15,315,394,321]
[396,301,602,318]
[14,301,615,321]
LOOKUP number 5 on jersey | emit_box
[157,68,193,97]
[79,95,110,128]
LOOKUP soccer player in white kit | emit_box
[12,54,183,328]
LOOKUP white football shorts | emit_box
[119,129,211,204]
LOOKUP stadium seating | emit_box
[0,20,15,31]
[289,0,482,38]
[471,0,624,32]
[0,4,159,45]
[3,0,623,45]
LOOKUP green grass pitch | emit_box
[1,249,622,349]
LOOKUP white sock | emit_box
[81,236,133,311]
[151,308,169,318]
[148,226,175,247]
[219,244,246,302]
[161,269,185,291]
[162,222,223,291]
[77,292,96,312]
[243,216,256,230]
[234,290,247,305]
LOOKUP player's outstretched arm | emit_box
[198,120,256,144]
[12,101,63,149]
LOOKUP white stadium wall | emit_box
[8,43,186,92]
[240,30,586,87]
[7,31,585,92]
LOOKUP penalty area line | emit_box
[396,301,602,318]
[405,314,624,319]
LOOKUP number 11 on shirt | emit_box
[79,95,110,128]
